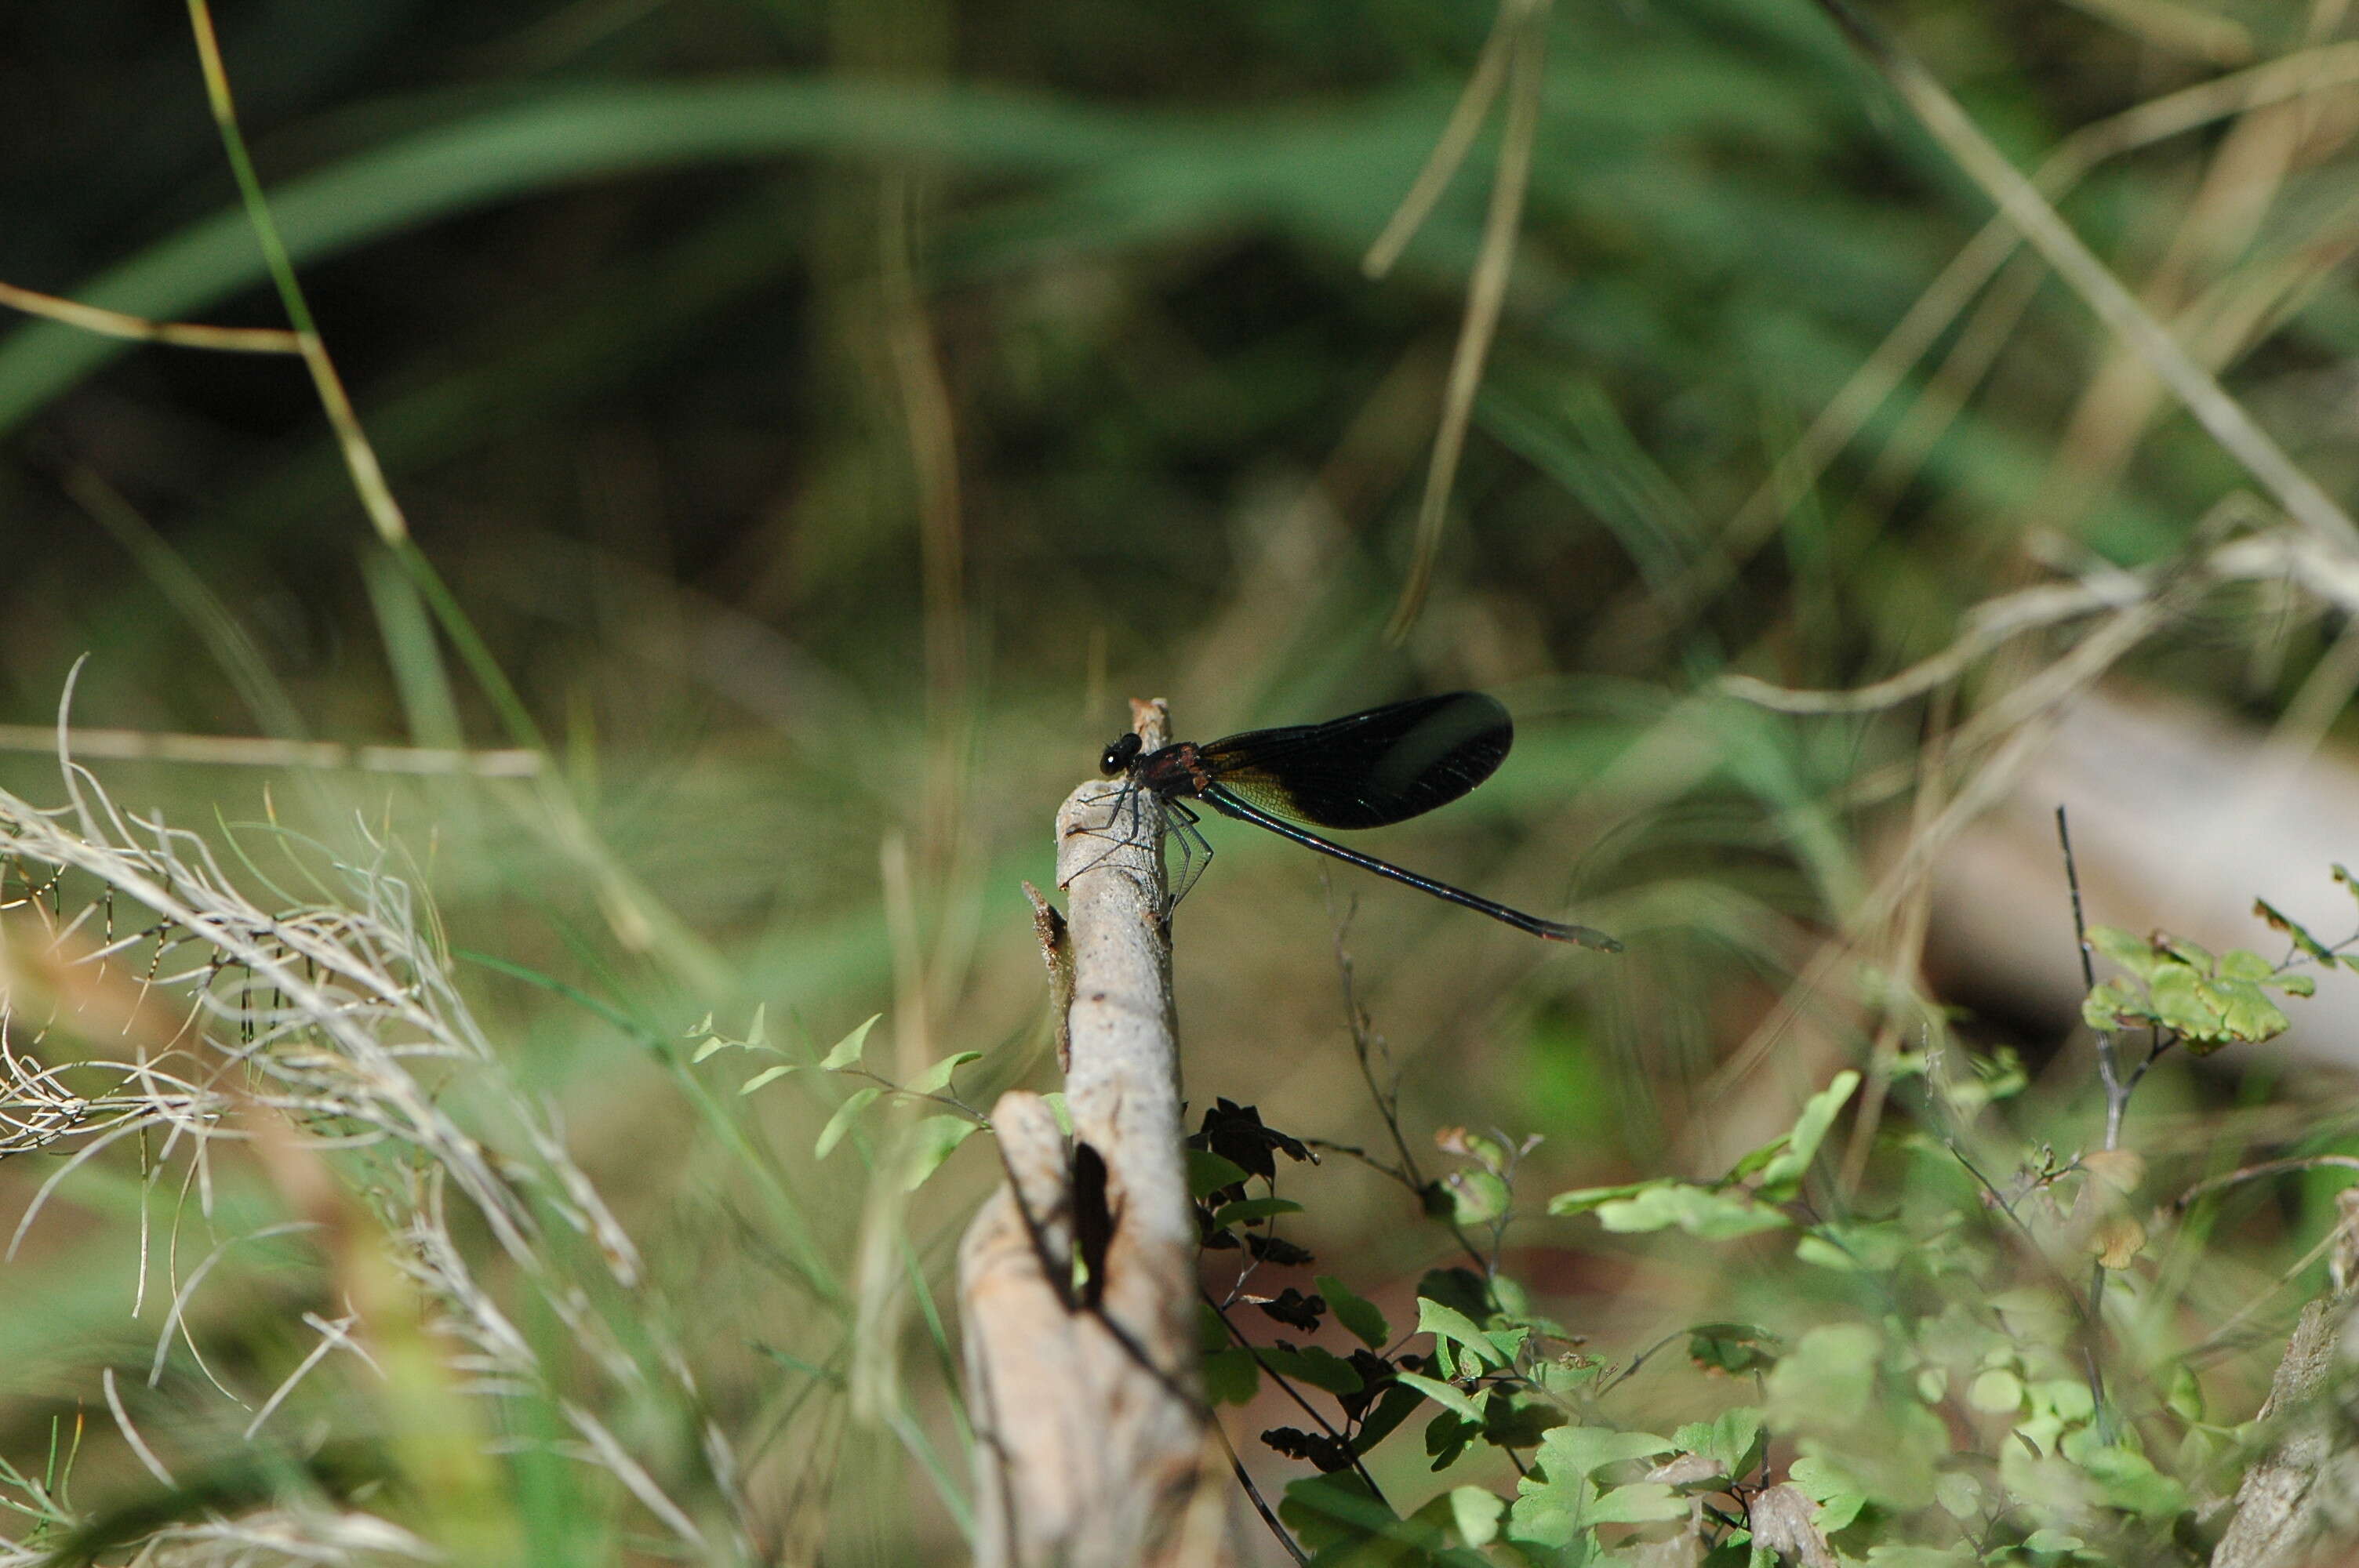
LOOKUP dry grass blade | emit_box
[0,725,541,776]
[0,279,302,353]
[1721,514,2353,714]
[184,0,409,547]
[1360,0,1523,280]
[1387,0,1550,641]
[1810,0,2359,556]
[1653,39,2359,640]
[2058,0,2252,64]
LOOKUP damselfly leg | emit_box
[1161,797,1213,915]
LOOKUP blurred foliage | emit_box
[6,0,2359,1560]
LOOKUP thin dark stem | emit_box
[1940,1136,2117,1436]
[1303,1138,1419,1189]
[2059,805,2096,994]
[2176,1154,2359,1211]
[2056,808,2137,1436]
[1216,1439,1308,1566]
[1944,1139,2023,1224]
[1323,900,1493,1274]
[1203,1290,1392,1512]
[841,1067,988,1123]
[2057,809,2125,1434]
[1328,906,1425,1192]
[1594,1330,1688,1398]
[2057,807,2129,1152]
[2085,1264,2123,1443]
[2121,1026,2175,1105]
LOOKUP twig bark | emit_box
[2211,1192,2359,1568]
[959,699,1237,1567]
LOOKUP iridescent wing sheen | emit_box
[1194,691,1513,830]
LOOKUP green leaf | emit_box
[738,1062,799,1094]
[2023,1527,2089,1555]
[1968,1369,2023,1413]
[1788,1454,1866,1534]
[1211,1196,1303,1228]
[1766,1323,1881,1423]
[2166,1364,2205,1425]
[2146,967,2219,1037]
[1795,1218,1911,1273]
[2218,946,2275,981]
[1547,1179,1657,1216]
[1534,1356,1608,1399]
[2030,1375,2096,1427]
[1755,1070,1859,1195]
[909,1050,982,1095]
[1688,1323,1779,1375]
[1315,1275,1391,1350]
[1484,1323,1531,1365]
[814,1086,883,1158]
[821,1013,881,1070]
[1477,1391,1566,1450]
[2075,1444,2188,1519]
[1596,1183,1790,1239]
[2148,961,2292,1050]
[902,1115,980,1189]
[1351,1383,1425,1455]
[1674,1406,1765,1475]
[1396,1370,1485,1423]
[1278,1472,1395,1554]
[2089,926,2161,978]
[691,1034,732,1063]
[1793,1234,1852,1272]
[2215,982,2291,1045]
[1445,1167,1510,1227]
[1587,1481,1684,1524]
[1504,1428,1679,1552]
[1426,1409,1478,1470]
[1187,1148,1250,1196]
[1536,1424,1676,1478]
[2081,979,2151,1032]
[1441,1127,1510,1171]
[1201,1347,1259,1406]
[1252,1344,1362,1396]
[1504,1478,1585,1551]
[1416,1267,1493,1324]
[1448,1486,1504,1548]
[1418,1298,1510,1369]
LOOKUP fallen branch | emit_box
[958,699,1237,1567]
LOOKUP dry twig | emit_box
[959,698,1238,1568]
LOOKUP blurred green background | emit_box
[6,0,2359,1560]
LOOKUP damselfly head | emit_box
[1099,733,1143,776]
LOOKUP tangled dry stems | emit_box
[0,739,740,1566]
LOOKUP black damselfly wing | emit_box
[1195,691,1513,830]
